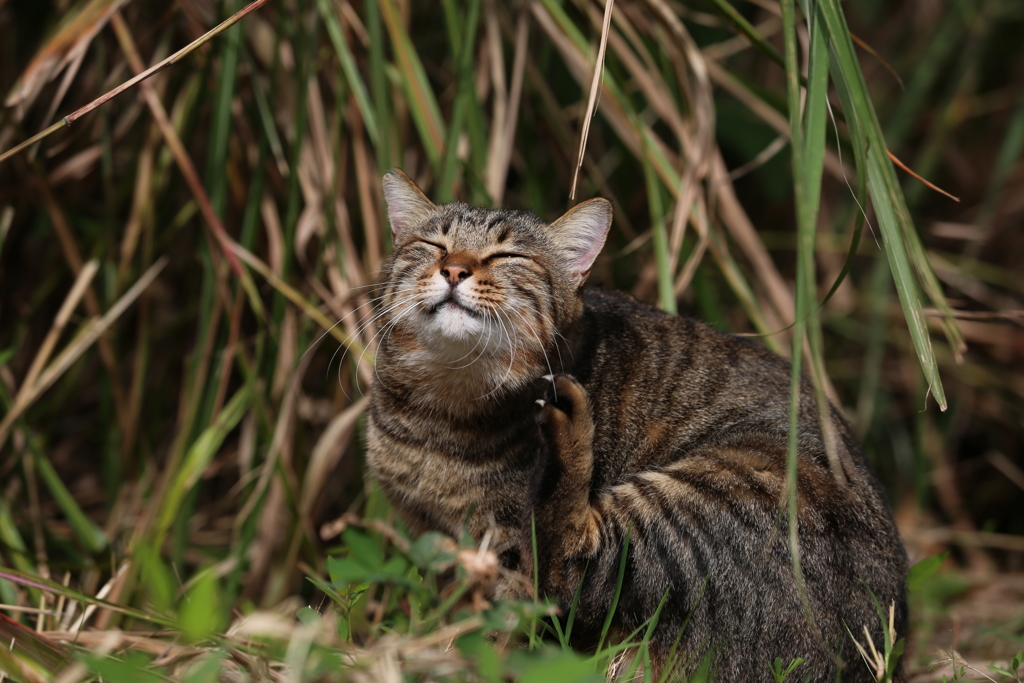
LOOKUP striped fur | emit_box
[366,170,907,682]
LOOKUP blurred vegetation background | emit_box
[0,0,1022,680]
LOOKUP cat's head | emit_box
[374,169,611,400]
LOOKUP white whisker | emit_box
[331,289,425,399]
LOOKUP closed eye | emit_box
[419,239,447,256]
[485,252,527,263]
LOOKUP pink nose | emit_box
[441,263,472,286]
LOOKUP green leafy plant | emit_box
[908,551,951,592]
[988,650,1023,682]
[769,656,805,682]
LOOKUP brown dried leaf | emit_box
[7,0,132,114]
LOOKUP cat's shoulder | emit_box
[580,287,780,358]
[581,287,719,336]
[581,287,677,324]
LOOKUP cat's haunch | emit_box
[366,169,907,683]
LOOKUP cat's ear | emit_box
[549,198,612,285]
[383,169,438,236]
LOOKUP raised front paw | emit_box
[528,374,600,578]
[536,374,594,470]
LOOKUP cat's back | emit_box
[577,287,793,397]
[572,288,862,482]
[569,289,906,683]
[575,288,815,432]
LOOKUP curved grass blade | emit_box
[154,387,251,542]
[793,0,848,486]
[31,448,108,554]
[641,130,676,314]
[0,613,70,675]
[378,0,446,166]
[705,0,785,71]
[0,0,270,167]
[817,0,953,409]
[436,0,482,203]
[0,567,174,627]
[319,0,379,145]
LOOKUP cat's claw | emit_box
[538,374,589,424]
[536,374,594,481]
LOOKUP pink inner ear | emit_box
[383,171,436,235]
[570,233,606,274]
[551,199,612,277]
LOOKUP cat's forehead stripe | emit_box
[482,213,503,233]
[418,205,544,248]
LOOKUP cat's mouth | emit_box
[429,296,481,319]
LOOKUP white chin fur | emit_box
[436,304,485,338]
[420,305,495,357]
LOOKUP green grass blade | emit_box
[319,0,380,145]
[0,567,174,627]
[797,2,847,483]
[155,387,251,542]
[641,131,676,314]
[206,0,243,218]
[800,4,830,223]
[818,0,951,409]
[0,612,69,676]
[864,153,946,409]
[243,50,288,173]
[779,0,810,624]
[705,0,786,71]
[436,0,481,203]
[597,525,631,653]
[529,512,540,649]
[378,0,446,166]
[31,447,108,554]
[564,563,586,646]
[366,0,392,171]
[0,500,41,607]
[900,204,965,363]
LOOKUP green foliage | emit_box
[0,613,68,681]
[598,524,632,653]
[178,570,224,642]
[179,651,229,683]
[78,652,165,683]
[769,656,805,682]
[988,650,1023,682]
[136,543,175,614]
[907,551,950,592]
[511,648,606,683]
[456,630,504,683]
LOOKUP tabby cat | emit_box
[365,169,907,682]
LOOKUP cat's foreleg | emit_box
[524,374,604,599]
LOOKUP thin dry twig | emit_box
[15,260,99,398]
[0,258,168,450]
[570,0,615,201]
[0,0,270,166]
[108,11,260,300]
